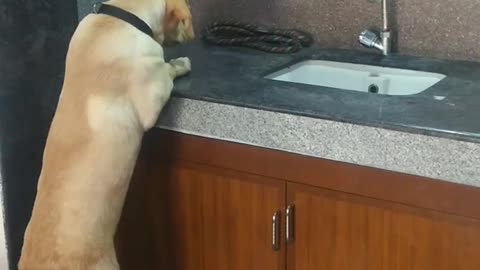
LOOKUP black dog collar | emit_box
[93,2,154,38]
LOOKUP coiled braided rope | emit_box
[202,21,314,53]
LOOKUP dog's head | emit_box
[156,0,194,45]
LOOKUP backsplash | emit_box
[77,0,480,61]
[191,0,480,62]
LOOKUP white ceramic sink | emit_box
[265,60,446,95]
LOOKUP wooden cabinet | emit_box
[116,159,285,270]
[116,130,480,270]
[287,183,480,270]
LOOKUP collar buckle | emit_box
[92,2,103,14]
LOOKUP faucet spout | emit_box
[383,0,389,31]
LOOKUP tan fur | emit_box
[18,0,193,269]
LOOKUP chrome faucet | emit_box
[358,0,392,55]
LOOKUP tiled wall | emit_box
[77,0,480,61]
[190,0,480,61]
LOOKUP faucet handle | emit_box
[359,30,380,48]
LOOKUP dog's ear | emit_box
[166,7,185,28]
[164,0,194,42]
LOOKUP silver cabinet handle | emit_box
[272,211,281,251]
[286,204,295,244]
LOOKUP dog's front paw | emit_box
[170,57,191,76]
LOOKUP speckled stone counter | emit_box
[154,41,480,187]
[156,98,480,187]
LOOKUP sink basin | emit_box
[265,60,447,95]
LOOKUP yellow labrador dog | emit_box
[18,0,193,269]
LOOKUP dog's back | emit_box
[18,0,194,268]
[18,14,144,270]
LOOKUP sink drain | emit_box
[368,84,379,94]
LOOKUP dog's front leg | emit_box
[168,57,191,79]
[130,57,191,130]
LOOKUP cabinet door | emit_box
[116,159,286,270]
[287,183,480,270]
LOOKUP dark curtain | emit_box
[0,0,78,268]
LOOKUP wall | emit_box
[189,0,480,62]
[77,1,480,61]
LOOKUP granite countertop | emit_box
[165,40,480,143]
[157,40,480,187]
